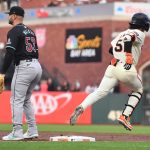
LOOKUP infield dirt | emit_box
[0,131,150,142]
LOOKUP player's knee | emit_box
[133,86,143,95]
[137,87,143,94]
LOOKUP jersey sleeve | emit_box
[5,28,20,51]
[131,30,145,44]
[123,32,135,43]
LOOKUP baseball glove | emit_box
[0,74,5,94]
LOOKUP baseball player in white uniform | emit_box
[70,13,150,131]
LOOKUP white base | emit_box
[49,135,96,142]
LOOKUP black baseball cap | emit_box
[5,6,25,17]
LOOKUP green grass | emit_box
[1,124,150,150]
[0,141,150,150]
[1,124,150,134]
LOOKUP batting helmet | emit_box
[129,13,150,32]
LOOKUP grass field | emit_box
[0,141,150,150]
[1,124,150,134]
[0,124,150,150]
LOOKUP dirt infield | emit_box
[0,131,150,141]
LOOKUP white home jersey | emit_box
[111,29,145,65]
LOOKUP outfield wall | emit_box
[0,91,91,124]
[0,91,147,125]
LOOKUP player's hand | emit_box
[124,63,132,70]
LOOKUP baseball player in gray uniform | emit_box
[0,6,42,140]
[70,13,150,131]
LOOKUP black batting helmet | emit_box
[129,13,150,32]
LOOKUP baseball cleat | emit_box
[118,115,132,131]
[2,132,24,141]
[70,106,84,125]
[23,132,38,139]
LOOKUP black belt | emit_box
[15,59,35,66]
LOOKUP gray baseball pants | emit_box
[10,59,42,136]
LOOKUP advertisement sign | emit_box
[35,28,46,48]
[0,91,11,123]
[0,91,91,124]
[114,2,150,16]
[65,28,102,63]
